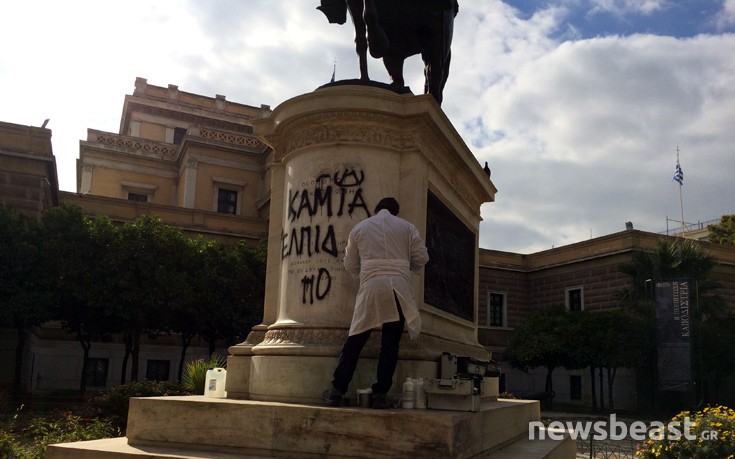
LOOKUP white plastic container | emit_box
[204,367,227,398]
[402,378,415,409]
[413,377,427,409]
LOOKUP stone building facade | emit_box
[0,121,58,217]
[478,230,735,409]
[66,77,271,245]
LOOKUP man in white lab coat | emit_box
[322,197,429,408]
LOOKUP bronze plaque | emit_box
[424,192,475,321]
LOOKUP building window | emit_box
[146,360,171,381]
[570,375,582,400]
[212,178,245,216]
[566,286,584,312]
[173,127,187,144]
[217,188,238,214]
[85,358,109,388]
[481,291,506,327]
[122,181,156,203]
[127,192,148,202]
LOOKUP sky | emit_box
[1,0,734,254]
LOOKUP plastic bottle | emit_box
[413,377,426,409]
[402,378,415,409]
[204,367,227,398]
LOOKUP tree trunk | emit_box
[590,365,598,412]
[131,328,141,381]
[78,331,91,397]
[598,366,605,412]
[545,366,555,410]
[178,334,194,381]
[121,331,132,384]
[13,317,26,397]
[607,366,617,412]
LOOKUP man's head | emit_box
[374,197,400,216]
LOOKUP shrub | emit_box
[636,405,735,458]
[0,428,21,458]
[182,354,227,395]
[86,380,190,432]
[14,411,119,458]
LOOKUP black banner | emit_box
[655,280,692,391]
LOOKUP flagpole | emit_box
[676,147,685,235]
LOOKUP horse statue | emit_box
[317,0,459,105]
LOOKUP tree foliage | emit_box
[708,214,735,246]
[0,205,55,395]
[618,238,721,317]
[508,303,652,411]
[574,309,652,411]
[506,305,576,400]
[40,204,121,394]
[2,203,266,394]
[617,237,734,406]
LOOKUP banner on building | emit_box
[655,280,692,391]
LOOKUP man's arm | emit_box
[343,230,361,278]
[409,227,429,272]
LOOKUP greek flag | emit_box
[673,161,684,185]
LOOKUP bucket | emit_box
[204,368,227,398]
[357,388,373,408]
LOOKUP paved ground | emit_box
[542,411,645,459]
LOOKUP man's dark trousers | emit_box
[331,295,405,396]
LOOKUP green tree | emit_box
[506,305,576,406]
[619,239,720,317]
[196,240,266,356]
[41,204,122,395]
[113,215,190,382]
[618,238,728,406]
[708,214,735,246]
[0,205,54,396]
[578,310,652,412]
[698,315,735,404]
[167,236,216,381]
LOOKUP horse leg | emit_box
[439,50,452,99]
[384,54,405,89]
[363,0,389,58]
[423,8,455,104]
[423,50,447,104]
[347,0,369,80]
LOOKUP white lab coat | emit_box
[343,209,429,339]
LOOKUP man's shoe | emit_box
[372,393,389,409]
[322,387,342,407]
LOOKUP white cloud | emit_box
[589,0,667,17]
[452,28,735,251]
[1,0,733,254]
[716,0,735,29]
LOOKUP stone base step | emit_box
[46,397,573,459]
[47,437,258,459]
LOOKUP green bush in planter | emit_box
[182,354,228,395]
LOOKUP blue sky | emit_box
[506,0,735,38]
[1,0,734,253]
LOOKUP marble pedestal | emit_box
[44,87,576,459]
[228,84,497,404]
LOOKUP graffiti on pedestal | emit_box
[282,167,371,305]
